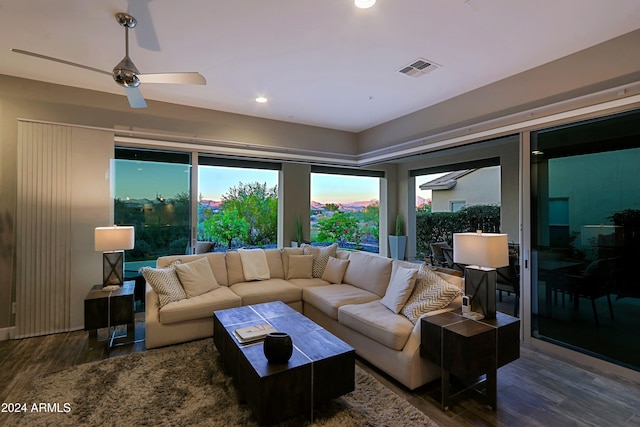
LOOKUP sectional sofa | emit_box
[143,245,463,390]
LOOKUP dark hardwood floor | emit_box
[1,297,639,426]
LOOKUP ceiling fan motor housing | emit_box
[113,56,141,87]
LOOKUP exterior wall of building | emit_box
[431,166,501,212]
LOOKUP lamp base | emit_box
[103,251,124,287]
[464,266,496,319]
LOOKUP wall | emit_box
[358,29,640,154]
[431,166,501,212]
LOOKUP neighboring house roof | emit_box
[419,169,475,191]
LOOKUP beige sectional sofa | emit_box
[144,246,463,390]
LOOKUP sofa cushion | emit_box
[401,265,462,324]
[302,284,379,320]
[380,264,418,314]
[287,277,331,288]
[282,247,304,278]
[238,248,270,281]
[230,279,302,305]
[302,243,338,278]
[140,261,186,308]
[174,256,219,297]
[342,251,393,297]
[321,257,350,284]
[225,251,246,285]
[286,254,314,279]
[159,286,241,324]
[157,253,229,286]
[338,301,414,351]
[264,248,285,279]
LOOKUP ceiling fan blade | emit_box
[127,0,160,51]
[125,86,147,108]
[138,72,206,85]
[10,49,111,76]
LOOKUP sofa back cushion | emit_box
[157,253,229,286]
[225,251,245,285]
[226,249,286,284]
[282,247,304,279]
[342,251,393,297]
[264,248,285,279]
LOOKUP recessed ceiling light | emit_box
[355,0,376,9]
[255,96,268,103]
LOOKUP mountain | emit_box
[416,196,431,207]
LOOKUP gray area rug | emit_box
[6,339,438,426]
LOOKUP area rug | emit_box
[5,339,438,427]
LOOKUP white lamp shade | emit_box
[453,232,509,268]
[95,226,135,252]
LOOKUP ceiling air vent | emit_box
[398,58,440,78]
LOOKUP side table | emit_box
[420,311,520,410]
[84,281,136,347]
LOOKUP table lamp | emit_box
[95,225,135,288]
[453,231,508,319]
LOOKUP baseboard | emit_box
[0,327,16,341]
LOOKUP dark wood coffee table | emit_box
[213,301,355,425]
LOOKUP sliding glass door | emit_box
[530,109,640,371]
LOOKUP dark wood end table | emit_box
[420,311,520,410]
[84,281,135,347]
[213,301,355,425]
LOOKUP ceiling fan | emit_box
[11,12,206,109]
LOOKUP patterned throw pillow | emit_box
[302,243,338,278]
[140,261,187,308]
[401,265,462,324]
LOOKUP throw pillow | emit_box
[286,255,314,279]
[282,247,304,279]
[321,256,350,284]
[140,261,187,308]
[174,256,219,298]
[401,265,462,324]
[380,265,418,314]
[302,243,338,278]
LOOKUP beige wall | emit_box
[431,166,501,212]
[359,29,640,155]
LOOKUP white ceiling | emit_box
[1,0,640,132]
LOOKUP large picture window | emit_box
[114,148,191,271]
[198,157,280,251]
[310,169,381,252]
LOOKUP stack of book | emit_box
[234,323,277,343]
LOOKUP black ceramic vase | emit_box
[263,332,293,363]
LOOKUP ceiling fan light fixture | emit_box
[355,0,376,9]
[255,96,268,103]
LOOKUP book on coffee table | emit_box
[234,323,276,343]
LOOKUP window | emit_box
[451,201,466,212]
[413,164,501,259]
[114,148,191,272]
[198,157,279,251]
[310,169,381,252]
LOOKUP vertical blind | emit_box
[16,121,72,338]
